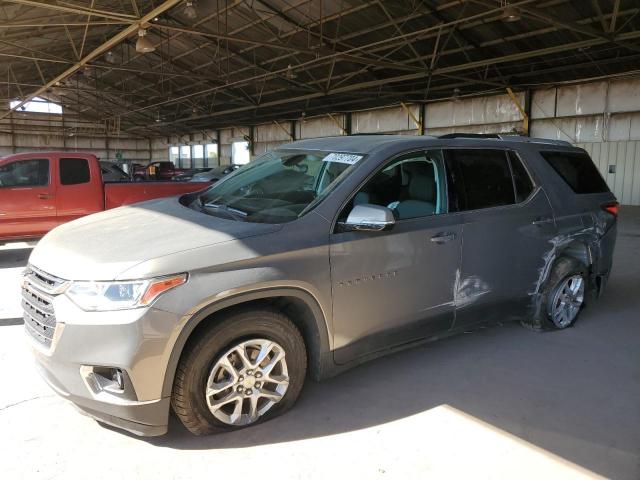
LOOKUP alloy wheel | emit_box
[205,339,289,426]
[550,275,585,328]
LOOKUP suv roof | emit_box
[280,134,575,155]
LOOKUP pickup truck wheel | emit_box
[171,308,307,435]
[528,257,587,331]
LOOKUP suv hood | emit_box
[30,197,282,281]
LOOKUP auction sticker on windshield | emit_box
[323,153,363,165]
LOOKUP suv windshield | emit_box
[192,150,362,223]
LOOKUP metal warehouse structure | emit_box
[1,0,640,203]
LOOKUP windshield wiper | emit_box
[199,198,248,221]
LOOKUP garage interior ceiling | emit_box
[1,0,640,136]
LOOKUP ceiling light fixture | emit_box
[184,0,198,20]
[136,29,155,54]
[286,64,297,80]
[501,1,521,22]
[105,50,117,64]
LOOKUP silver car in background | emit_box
[23,134,618,437]
[190,164,240,183]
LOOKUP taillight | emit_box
[601,201,619,217]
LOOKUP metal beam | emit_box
[400,101,422,132]
[118,0,540,118]
[150,22,315,54]
[1,0,139,22]
[470,0,640,54]
[327,113,347,135]
[0,53,230,82]
[143,28,640,128]
[79,0,97,57]
[610,0,621,33]
[506,87,528,135]
[0,21,127,28]
[0,0,183,121]
[118,4,640,126]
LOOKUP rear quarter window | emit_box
[541,151,609,194]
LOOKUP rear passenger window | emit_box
[508,151,535,202]
[444,149,515,212]
[541,151,609,194]
[60,158,90,185]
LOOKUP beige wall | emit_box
[0,111,150,161]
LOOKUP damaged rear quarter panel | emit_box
[517,146,618,325]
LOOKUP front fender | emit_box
[160,286,332,398]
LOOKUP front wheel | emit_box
[171,308,307,435]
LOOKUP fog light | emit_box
[80,366,126,394]
[112,368,125,391]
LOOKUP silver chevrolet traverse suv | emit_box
[23,134,618,436]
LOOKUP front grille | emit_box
[26,267,67,292]
[22,266,68,349]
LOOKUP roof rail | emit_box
[347,133,393,136]
[439,133,501,139]
[438,133,573,147]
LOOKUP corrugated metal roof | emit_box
[1,0,639,136]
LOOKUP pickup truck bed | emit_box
[0,152,208,241]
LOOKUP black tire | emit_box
[528,257,587,331]
[171,308,307,435]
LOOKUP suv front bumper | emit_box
[27,294,183,437]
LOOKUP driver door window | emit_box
[0,159,49,188]
[341,150,447,221]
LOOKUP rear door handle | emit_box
[430,232,456,244]
[532,216,553,226]
[38,193,54,200]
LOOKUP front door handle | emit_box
[38,193,54,200]
[430,232,456,244]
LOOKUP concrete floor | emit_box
[1,209,638,480]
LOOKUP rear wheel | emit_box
[548,273,585,328]
[528,257,587,330]
[171,308,307,435]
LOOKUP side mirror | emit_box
[340,204,395,232]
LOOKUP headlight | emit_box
[65,274,187,311]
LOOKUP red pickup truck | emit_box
[0,152,208,242]
[133,161,186,181]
